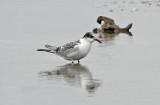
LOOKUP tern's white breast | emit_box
[73,39,92,60]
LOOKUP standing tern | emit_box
[37,32,102,63]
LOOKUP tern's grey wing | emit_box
[55,40,81,59]
[45,45,57,50]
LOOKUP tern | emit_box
[37,32,102,63]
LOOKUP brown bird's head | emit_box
[97,16,104,24]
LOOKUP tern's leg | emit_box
[78,60,80,64]
[72,61,74,63]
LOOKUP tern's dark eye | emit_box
[89,35,94,38]
[86,34,93,38]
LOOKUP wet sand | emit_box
[0,0,160,105]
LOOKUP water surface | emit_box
[0,0,160,105]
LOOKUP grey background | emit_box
[0,0,160,105]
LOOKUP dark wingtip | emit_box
[37,49,50,52]
[37,49,42,51]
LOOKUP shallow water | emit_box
[0,0,160,105]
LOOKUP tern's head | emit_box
[83,32,102,43]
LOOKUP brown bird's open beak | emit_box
[97,19,102,24]
[94,37,102,43]
[97,16,103,24]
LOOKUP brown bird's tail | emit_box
[123,23,133,31]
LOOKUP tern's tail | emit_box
[37,45,57,53]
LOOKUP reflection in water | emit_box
[39,64,102,94]
[97,31,132,44]
[98,31,132,39]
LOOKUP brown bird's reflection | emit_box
[96,31,133,44]
[98,30,132,38]
[39,64,102,94]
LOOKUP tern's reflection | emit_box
[39,64,102,93]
